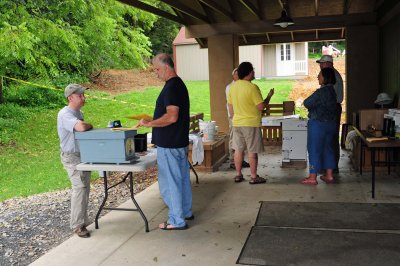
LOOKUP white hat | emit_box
[232,68,238,75]
[64,84,88,98]
[374,92,393,105]
[316,55,333,63]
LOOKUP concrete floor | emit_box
[31,147,400,266]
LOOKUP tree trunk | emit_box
[0,77,4,104]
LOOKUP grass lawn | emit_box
[0,79,294,202]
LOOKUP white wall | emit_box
[175,44,209,80]
[175,43,308,80]
[238,45,262,78]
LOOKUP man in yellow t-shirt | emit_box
[227,62,273,184]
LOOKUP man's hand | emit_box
[139,119,151,127]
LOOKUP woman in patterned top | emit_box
[301,68,339,185]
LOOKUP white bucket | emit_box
[199,120,216,142]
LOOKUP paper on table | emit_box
[111,127,139,131]
[126,114,153,121]
[366,137,389,142]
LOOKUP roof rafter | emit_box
[343,0,351,15]
[198,0,235,21]
[197,1,217,23]
[159,0,210,23]
[118,0,184,24]
[238,0,262,20]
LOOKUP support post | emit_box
[207,34,239,133]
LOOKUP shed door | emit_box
[276,43,295,76]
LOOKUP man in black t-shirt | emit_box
[139,53,192,230]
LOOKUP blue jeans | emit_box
[157,147,192,227]
[307,119,336,174]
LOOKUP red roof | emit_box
[173,27,197,45]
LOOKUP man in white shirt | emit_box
[57,84,93,238]
[225,68,250,169]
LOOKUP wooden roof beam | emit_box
[118,0,185,24]
[238,0,262,20]
[315,0,319,16]
[159,0,210,23]
[343,0,351,15]
[242,34,248,44]
[198,0,235,21]
[197,1,217,23]
[378,0,400,26]
[241,31,345,45]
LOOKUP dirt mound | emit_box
[82,68,163,95]
[289,57,346,122]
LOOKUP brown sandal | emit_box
[301,178,318,185]
[249,176,266,184]
[320,176,335,184]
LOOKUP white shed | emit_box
[173,27,308,81]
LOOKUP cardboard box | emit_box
[356,109,388,130]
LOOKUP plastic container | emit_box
[199,120,216,141]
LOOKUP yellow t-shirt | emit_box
[227,80,264,127]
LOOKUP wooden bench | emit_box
[187,113,229,173]
[262,101,295,146]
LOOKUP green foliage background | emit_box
[0,0,179,80]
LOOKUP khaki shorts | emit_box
[232,127,264,153]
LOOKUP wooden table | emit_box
[76,151,157,232]
[188,134,228,172]
[353,127,400,198]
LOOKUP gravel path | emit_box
[0,168,158,266]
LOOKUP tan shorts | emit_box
[232,127,264,153]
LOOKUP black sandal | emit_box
[159,221,188,230]
[234,175,244,183]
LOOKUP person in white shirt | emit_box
[57,84,93,238]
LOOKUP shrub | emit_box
[0,103,31,145]
[4,84,65,108]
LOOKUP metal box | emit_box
[282,119,308,162]
[75,128,137,164]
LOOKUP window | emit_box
[286,44,291,60]
[280,44,291,61]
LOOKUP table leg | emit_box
[129,173,149,232]
[189,161,199,184]
[95,171,109,229]
[359,142,363,175]
[388,148,391,175]
[371,148,375,199]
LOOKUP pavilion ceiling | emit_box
[118,0,399,46]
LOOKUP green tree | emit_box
[145,2,180,55]
[0,0,157,80]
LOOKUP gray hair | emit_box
[153,53,174,68]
